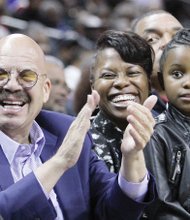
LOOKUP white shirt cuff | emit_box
[118,171,149,202]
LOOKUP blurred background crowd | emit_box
[0,0,189,115]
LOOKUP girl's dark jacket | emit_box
[144,103,190,220]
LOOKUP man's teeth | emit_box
[3,105,22,109]
[111,95,136,103]
[2,101,23,106]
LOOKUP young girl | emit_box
[144,28,190,219]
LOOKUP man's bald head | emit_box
[0,33,46,74]
[0,33,52,139]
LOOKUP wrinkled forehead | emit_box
[137,13,182,31]
[0,36,46,73]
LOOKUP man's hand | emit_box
[56,90,100,170]
[35,90,100,192]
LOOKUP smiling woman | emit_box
[90,30,154,173]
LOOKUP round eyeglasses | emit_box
[0,69,45,89]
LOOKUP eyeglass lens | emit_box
[0,69,38,88]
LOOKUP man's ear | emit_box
[157,72,165,90]
[43,78,51,103]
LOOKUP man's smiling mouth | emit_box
[0,90,30,110]
[0,100,25,109]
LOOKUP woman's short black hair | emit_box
[91,30,154,80]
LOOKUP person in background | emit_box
[73,51,96,115]
[90,30,156,173]
[43,55,70,113]
[0,33,157,219]
[143,28,190,219]
[12,0,44,23]
[131,10,183,115]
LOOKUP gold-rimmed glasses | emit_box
[0,69,46,89]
